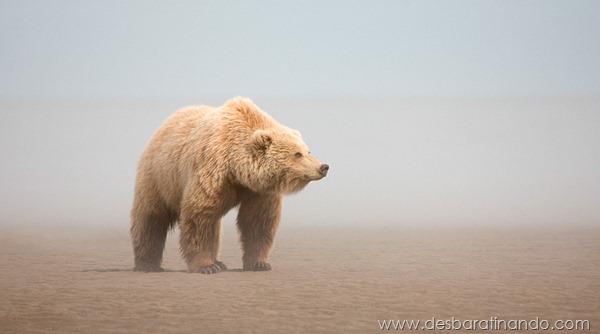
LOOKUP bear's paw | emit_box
[243,262,272,271]
[192,261,227,274]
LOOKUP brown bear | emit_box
[130,97,328,274]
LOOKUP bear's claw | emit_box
[195,261,227,274]
[243,262,272,271]
[214,261,227,271]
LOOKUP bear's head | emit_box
[240,128,328,194]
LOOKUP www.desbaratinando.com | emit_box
[378,317,590,331]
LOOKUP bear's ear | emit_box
[252,130,272,150]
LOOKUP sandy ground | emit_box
[1,223,598,333]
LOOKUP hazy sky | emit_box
[1,1,599,227]
[2,1,600,100]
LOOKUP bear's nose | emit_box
[320,164,329,176]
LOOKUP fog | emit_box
[2,98,598,227]
[1,1,599,227]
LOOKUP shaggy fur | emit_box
[131,97,328,273]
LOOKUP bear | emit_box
[130,97,329,274]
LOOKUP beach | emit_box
[1,223,597,333]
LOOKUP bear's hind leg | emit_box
[237,193,282,271]
[131,200,176,272]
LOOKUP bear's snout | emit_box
[319,164,329,176]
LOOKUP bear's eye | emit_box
[294,152,303,158]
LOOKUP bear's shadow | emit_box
[80,268,245,273]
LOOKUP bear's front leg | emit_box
[179,209,227,274]
[237,193,282,271]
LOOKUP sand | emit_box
[1,223,598,333]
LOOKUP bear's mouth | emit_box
[304,173,325,181]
